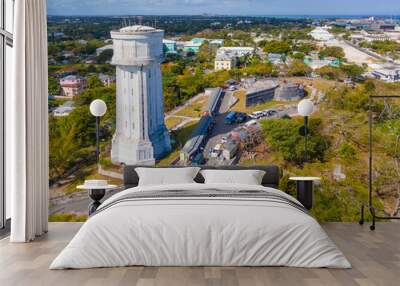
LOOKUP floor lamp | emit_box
[90,99,107,164]
[298,99,314,163]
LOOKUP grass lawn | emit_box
[55,163,123,195]
[165,116,185,129]
[291,78,341,92]
[174,96,208,117]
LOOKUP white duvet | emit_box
[50,183,351,269]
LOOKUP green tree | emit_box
[87,75,103,88]
[242,62,275,77]
[319,46,345,60]
[325,83,371,111]
[261,117,330,165]
[315,66,345,81]
[291,52,305,60]
[197,41,215,69]
[296,43,317,54]
[205,70,231,87]
[263,40,291,54]
[370,40,399,55]
[287,60,312,76]
[48,76,60,96]
[340,64,365,80]
[97,49,113,64]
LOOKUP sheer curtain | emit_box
[9,0,49,242]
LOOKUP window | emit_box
[0,0,14,230]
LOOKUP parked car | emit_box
[225,111,238,125]
[250,111,263,119]
[245,119,258,127]
[269,110,278,117]
[263,109,278,117]
[228,85,236,91]
[262,109,270,117]
[236,112,247,123]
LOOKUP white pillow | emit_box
[200,169,266,185]
[135,167,201,186]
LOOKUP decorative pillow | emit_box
[135,167,201,186]
[200,169,266,185]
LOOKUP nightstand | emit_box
[289,177,321,210]
[77,182,117,215]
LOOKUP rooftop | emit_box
[215,52,233,61]
[119,25,156,32]
[246,79,279,94]
[1,222,399,285]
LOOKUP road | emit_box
[49,188,122,215]
[341,39,391,63]
[325,37,391,66]
[203,90,243,165]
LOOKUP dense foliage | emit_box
[360,40,400,57]
[316,64,364,81]
[261,117,330,165]
[262,40,292,54]
[318,46,345,60]
[288,60,312,76]
[49,85,116,181]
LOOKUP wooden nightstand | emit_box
[289,177,321,210]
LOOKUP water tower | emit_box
[110,25,171,165]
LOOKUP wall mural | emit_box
[47,16,400,222]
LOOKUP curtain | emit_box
[9,0,49,242]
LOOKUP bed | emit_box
[50,165,351,269]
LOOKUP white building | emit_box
[209,39,224,45]
[110,25,171,165]
[59,75,86,97]
[214,46,254,71]
[217,47,254,58]
[358,30,391,42]
[309,26,334,41]
[214,52,236,71]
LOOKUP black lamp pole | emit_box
[95,116,100,164]
[304,116,308,163]
[90,99,107,166]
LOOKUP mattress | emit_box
[50,183,351,269]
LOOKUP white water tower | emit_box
[110,25,171,165]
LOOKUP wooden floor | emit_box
[0,222,399,286]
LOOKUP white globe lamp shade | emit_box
[298,99,314,117]
[90,99,107,117]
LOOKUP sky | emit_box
[47,0,400,16]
